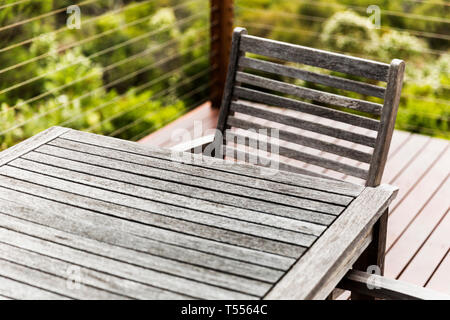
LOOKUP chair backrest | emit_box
[212,27,405,187]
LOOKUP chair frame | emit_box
[171,28,448,300]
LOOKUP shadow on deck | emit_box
[139,102,450,297]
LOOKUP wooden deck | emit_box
[140,102,450,297]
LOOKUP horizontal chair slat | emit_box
[223,145,337,180]
[227,116,373,163]
[226,131,369,179]
[239,57,386,99]
[233,87,380,131]
[240,35,390,82]
[236,72,383,116]
[230,102,377,147]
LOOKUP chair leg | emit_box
[351,208,389,300]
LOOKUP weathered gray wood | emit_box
[239,56,386,98]
[26,148,343,221]
[265,185,398,300]
[0,126,69,166]
[0,258,127,300]
[223,145,339,181]
[3,161,321,247]
[0,193,287,281]
[226,131,369,179]
[236,72,383,115]
[230,101,377,147]
[233,87,380,131]
[228,116,372,163]
[0,226,255,300]
[213,27,248,150]
[353,60,405,300]
[0,276,67,300]
[340,270,450,300]
[240,35,390,81]
[366,59,406,187]
[0,206,271,297]
[0,171,304,258]
[60,129,365,197]
[0,242,191,300]
[48,138,357,205]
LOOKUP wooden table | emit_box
[0,127,398,300]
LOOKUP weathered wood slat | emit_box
[4,160,322,246]
[240,35,390,81]
[339,270,450,300]
[48,138,356,205]
[223,145,338,181]
[22,152,328,235]
[233,87,380,131]
[239,57,386,98]
[228,116,373,163]
[29,147,342,224]
[0,207,271,297]
[0,172,304,258]
[0,242,192,300]
[0,126,69,166]
[0,257,127,300]
[265,185,398,300]
[0,193,288,280]
[236,72,383,115]
[367,60,406,187]
[0,226,256,300]
[226,131,369,179]
[230,101,377,147]
[214,28,247,142]
[60,130,364,197]
[0,276,68,300]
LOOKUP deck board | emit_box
[140,103,450,296]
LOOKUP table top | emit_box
[0,126,398,300]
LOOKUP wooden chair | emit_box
[175,28,445,299]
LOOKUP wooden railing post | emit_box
[210,0,234,108]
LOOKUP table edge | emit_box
[264,184,398,300]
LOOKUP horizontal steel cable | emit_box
[0,45,210,135]
[288,0,450,24]
[0,0,31,10]
[236,5,450,41]
[0,0,101,33]
[61,52,210,128]
[59,41,212,126]
[0,12,208,100]
[129,93,211,141]
[90,67,211,135]
[0,0,202,74]
[0,0,160,54]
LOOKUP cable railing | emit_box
[234,0,450,140]
[0,0,212,149]
[1,0,448,151]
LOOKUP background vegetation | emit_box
[0,0,448,150]
[235,0,449,139]
[0,0,209,149]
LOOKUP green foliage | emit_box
[0,0,210,150]
[0,0,448,152]
[321,10,378,55]
[235,0,449,139]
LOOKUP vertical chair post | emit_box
[210,0,234,109]
[351,59,405,300]
[206,27,247,159]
